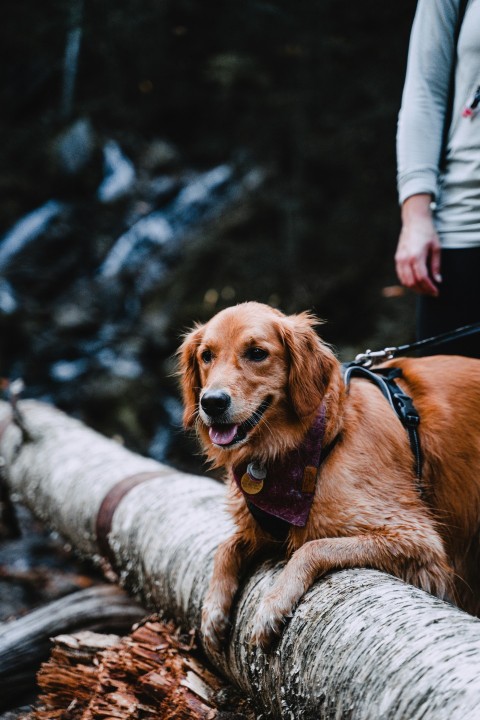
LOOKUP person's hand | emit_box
[395,194,442,296]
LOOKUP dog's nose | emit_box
[201,390,231,417]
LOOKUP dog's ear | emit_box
[177,323,205,428]
[278,312,337,419]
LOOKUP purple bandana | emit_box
[232,405,326,527]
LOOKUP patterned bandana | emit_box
[232,404,326,527]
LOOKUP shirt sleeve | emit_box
[396,0,459,204]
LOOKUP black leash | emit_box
[354,322,480,368]
[345,320,480,499]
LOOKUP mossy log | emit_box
[1,400,480,719]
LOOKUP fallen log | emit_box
[1,400,480,719]
[0,585,145,711]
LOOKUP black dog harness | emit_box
[342,363,422,489]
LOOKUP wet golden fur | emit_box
[178,301,480,650]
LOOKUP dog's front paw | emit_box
[251,595,293,650]
[201,600,231,655]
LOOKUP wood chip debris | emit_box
[27,617,253,720]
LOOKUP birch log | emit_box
[1,400,480,719]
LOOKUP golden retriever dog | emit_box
[178,301,480,651]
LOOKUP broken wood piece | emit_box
[30,619,253,720]
[0,584,145,712]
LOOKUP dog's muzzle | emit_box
[200,390,231,418]
[201,395,271,448]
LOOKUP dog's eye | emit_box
[245,347,269,362]
[200,349,213,363]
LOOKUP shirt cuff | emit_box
[397,170,438,205]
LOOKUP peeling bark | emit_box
[1,400,480,719]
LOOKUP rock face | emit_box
[0,1,417,468]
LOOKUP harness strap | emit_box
[246,501,290,541]
[373,368,423,488]
[343,363,423,495]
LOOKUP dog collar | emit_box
[232,404,326,531]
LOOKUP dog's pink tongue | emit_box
[209,424,238,446]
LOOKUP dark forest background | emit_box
[0,0,418,468]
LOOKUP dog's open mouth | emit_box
[208,397,271,448]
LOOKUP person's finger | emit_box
[412,257,439,296]
[429,243,442,284]
[395,255,415,288]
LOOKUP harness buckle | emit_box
[392,391,420,427]
[354,347,397,368]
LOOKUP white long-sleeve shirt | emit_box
[397,0,480,248]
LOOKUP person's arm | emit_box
[395,194,442,297]
[395,0,459,295]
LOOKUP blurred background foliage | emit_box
[0,0,418,467]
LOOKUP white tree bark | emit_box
[1,400,480,719]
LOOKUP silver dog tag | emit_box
[247,461,267,480]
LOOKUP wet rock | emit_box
[140,139,181,172]
[172,164,233,224]
[99,213,174,278]
[145,176,182,206]
[98,164,234,280]
[95,348,143,380]
[0,280,17,315]
[0,201,65,272]
[53,301,97,331]
[97,140,136,203]
[53,119,96,176]
[50,359,89,383]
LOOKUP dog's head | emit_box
[178,302,338,463]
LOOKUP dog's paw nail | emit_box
[251,605,285,650]
[201,607,230,654]
[251,623,280,651]
[201,626,224,654]
[201,631,222,655]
